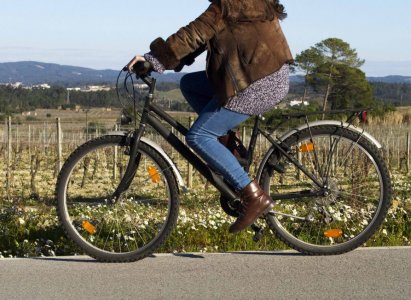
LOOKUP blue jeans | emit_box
[181,71,252,191]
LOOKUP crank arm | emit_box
[267,211,307,221]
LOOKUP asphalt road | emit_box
[1,247,410,300]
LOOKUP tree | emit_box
[327,65,373,109]
[294,48,324,105]
[310,38,365,117]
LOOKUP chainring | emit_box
[219,195,241,217]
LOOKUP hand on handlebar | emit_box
[125,55,146,73]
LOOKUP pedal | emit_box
[120,114,132,125]
[251,224,264,242]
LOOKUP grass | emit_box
[1,175,410,258]
[156,89,186,102]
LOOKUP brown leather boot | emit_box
[229,180,274,233]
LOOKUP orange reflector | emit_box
[147,166,160,183]
[300,143,314,152]
[82,220,97,234]
[324,229,343,238]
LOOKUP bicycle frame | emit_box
[116,76,241,202]
[115,72,373,204]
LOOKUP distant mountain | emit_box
[0,61,184,86]
[290,74,411,84]
[1,61,410,86]
[367,75,411,83]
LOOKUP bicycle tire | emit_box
[259,126,391,255]
[56,135,179,262]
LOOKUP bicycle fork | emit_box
[112,125,146,200]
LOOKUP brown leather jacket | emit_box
[149,0,293,106]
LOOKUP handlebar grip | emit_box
[133,61,153,75]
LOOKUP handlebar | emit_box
[122,61,153,76]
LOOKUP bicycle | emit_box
[56,62,392,262]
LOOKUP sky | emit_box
[1,0,411,76]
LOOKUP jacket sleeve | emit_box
[149,3,224,70]
[173,44,207,72]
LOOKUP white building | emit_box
[289,99,309,107]
[32,83,51,89]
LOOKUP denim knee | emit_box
[185,128,200,150]
[179,73,191,96]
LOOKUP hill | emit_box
[0,61,184,86]
[367,75,411,83]
[1,61,411,87]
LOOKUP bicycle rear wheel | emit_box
[56,135,179,262]
[260,126,391,255]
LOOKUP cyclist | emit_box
[126,0,293,233]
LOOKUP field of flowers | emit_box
[1,169,410,258]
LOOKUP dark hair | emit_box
[269,0,287,20]
[214,0,287,21]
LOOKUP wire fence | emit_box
[1,115,410,201]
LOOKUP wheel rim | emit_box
[60,141,173,256]
[265,133,385,249]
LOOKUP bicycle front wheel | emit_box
[56,135,179,262]
[260,126,391,255]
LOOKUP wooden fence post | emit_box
[6,116,12,199]
[43,121,47,154]
[187,117,193,188]
[113,124,118,180]
[2,119,6,145]
[407,132,410,173]
[397,137,401,170]
[28,124,32,158]
[171,127,175,158]
[242,126,247,147]
[56,118,63,173]
[15,125,19,153]
[386,136,390,168]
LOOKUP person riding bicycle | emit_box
[126,0,293,233]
